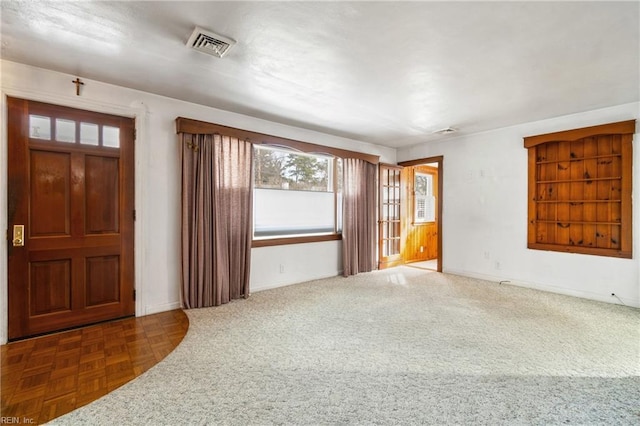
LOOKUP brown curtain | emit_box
[342,158,377,276]
[181,133,253,308]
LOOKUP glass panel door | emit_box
[378,164,403,269]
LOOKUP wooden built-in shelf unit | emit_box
[524,120,635,258]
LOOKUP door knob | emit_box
[12,225,24,247]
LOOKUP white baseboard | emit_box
[251,271,342,294]
[444,268,640,308]
[145,301,182,315]
[250,281,298,293]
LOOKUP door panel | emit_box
[86,255,120,306]
[30,150,71,236]
[378,164,403,269]
[7,97,135,340]
[85,155,119,233]
[30,259,72,315]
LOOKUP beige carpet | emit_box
[51,267,640,425]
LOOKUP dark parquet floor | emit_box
[1,309,189,424]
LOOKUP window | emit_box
[414,172,435,223]
[524,120,635,258]
[28,114,120,148]
[175,117,380,247]
[253,145,342,238]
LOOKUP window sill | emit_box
[252,233,342,248]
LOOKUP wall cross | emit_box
[72,78,84,96]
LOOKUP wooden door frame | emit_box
[1,91,146,344]
[398,156,443,273]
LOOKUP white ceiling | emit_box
[1,1,638,148]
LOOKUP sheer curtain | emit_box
[181,133,253,308]
[342,158,377,276]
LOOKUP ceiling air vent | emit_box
[434,127,458,135]
[187,26,235,58]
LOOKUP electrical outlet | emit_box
[484,251,490,260]
[494,261,501,270]
[279,264,284,273]
[420,246,424,253]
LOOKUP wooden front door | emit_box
[378,164,403,269]
[7,97,135,340]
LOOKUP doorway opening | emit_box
[399,156,443,272]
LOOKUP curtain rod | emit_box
[176,117,379,164]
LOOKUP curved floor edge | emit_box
[0,309,189,424]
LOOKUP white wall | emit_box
[250,241,343,292]
[398,102,640,307]
[0,60,395,343]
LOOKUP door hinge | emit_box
[133,128,137,141]
[133,209,136,221]
[133,289,136,301]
